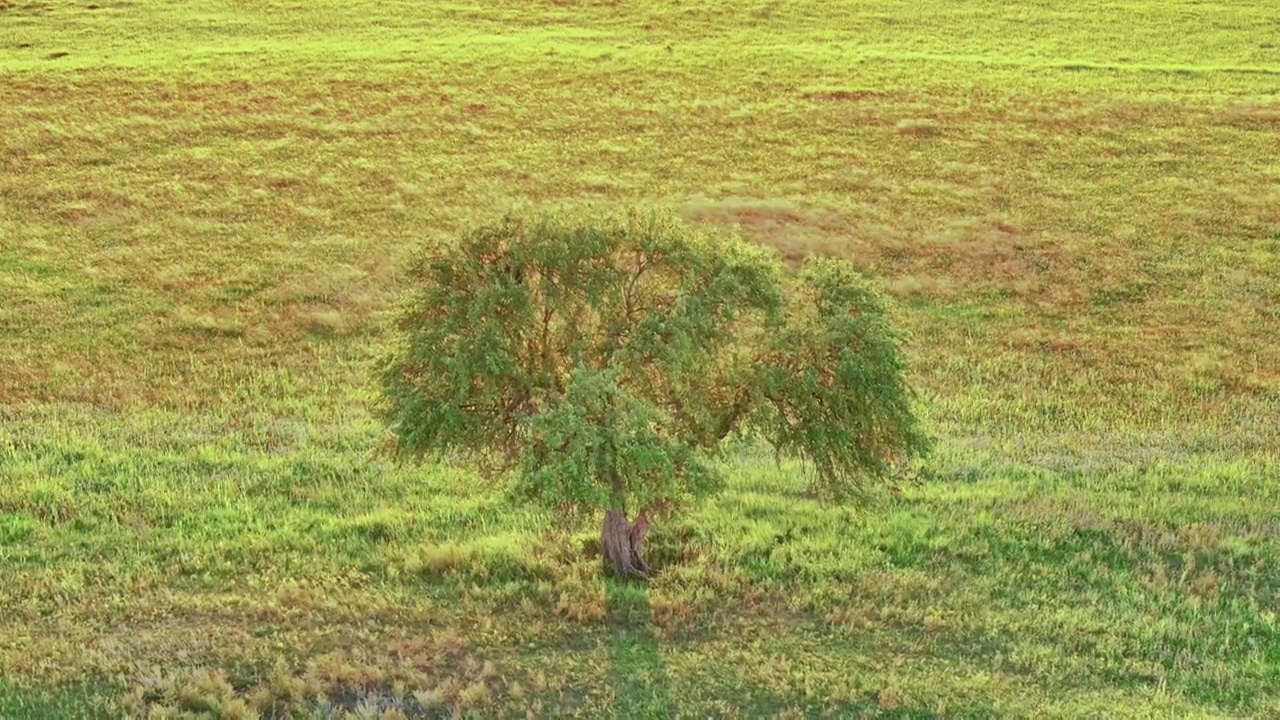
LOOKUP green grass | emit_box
[0,680,111,720]
[2,0,1279,716]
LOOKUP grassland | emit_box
[2,0,1279,716]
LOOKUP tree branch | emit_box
[712,386,756,444]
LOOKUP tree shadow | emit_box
[604,580,674,718]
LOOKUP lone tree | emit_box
[378,208,929,579]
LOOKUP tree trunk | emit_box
[601,508,652,579]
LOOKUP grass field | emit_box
[3,0,1280,716]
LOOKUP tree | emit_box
[378,208,929,579]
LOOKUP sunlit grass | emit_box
[2,0,1279,716]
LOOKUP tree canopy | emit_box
[378,208,929,575]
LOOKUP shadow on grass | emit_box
[605,579,674,719]
[0,681,110,720]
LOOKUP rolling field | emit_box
[2,0,1280,716]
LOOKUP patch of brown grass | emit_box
[120,636,501,719]
[895,118,942,138]
[799,88,887,103]
[682,195,888,267]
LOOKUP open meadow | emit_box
[2,0,1279,716]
